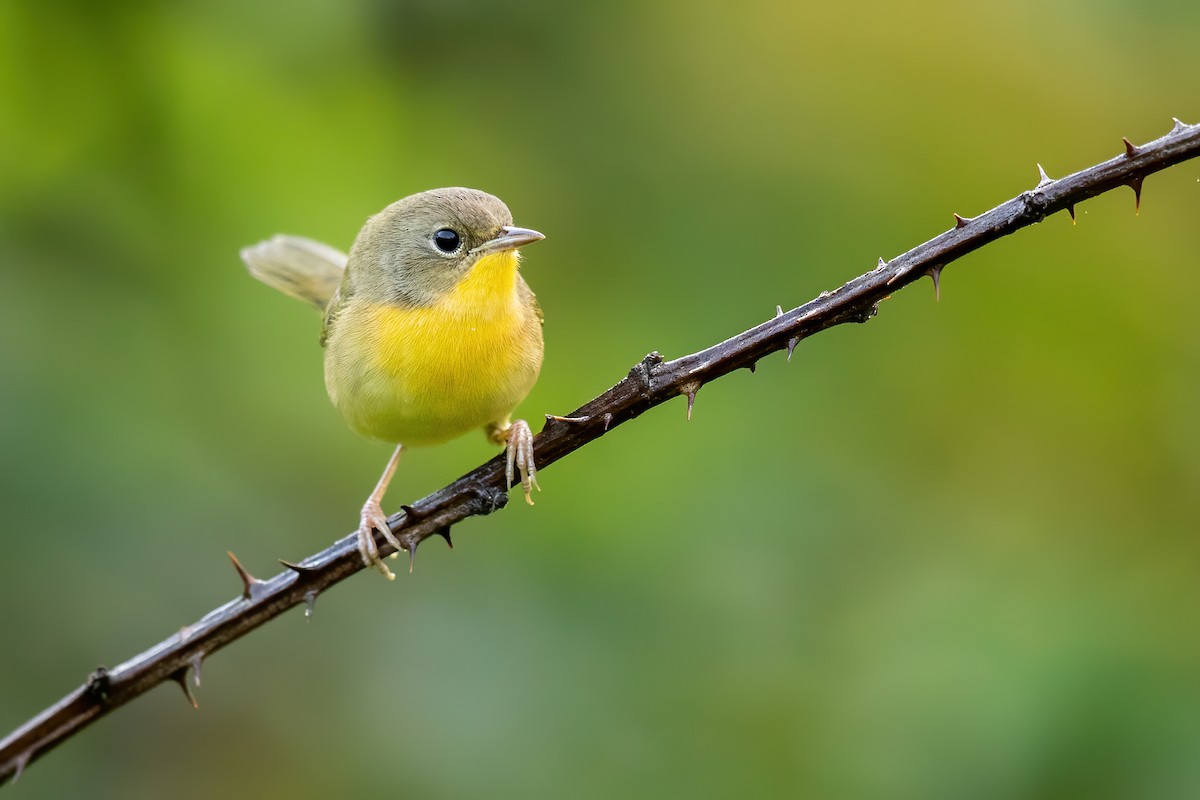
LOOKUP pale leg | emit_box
[358,444,406,580]
[486,418,539,504]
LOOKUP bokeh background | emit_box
[2,1,1198,797]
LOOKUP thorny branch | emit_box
[3,118,1199,786]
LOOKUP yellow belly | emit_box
[323,256,543,446]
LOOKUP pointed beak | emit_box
[472,225,546,255]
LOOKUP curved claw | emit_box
[359,500,399,581]
[504,419,539,504]
[354,444,405,581]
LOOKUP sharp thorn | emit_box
[170,667,199,709]
[775,304,783,318]
[747,361,756,374]
[1067,204,1076,225]
[12,751,30,783]
[435,526,454,549]
[680,381,701,421]
[953,213,971,229]
[303,589,318,620]
[786,337,799,362]
[279,558,318,574]
[190,653,203,688]
[877,257,886,270]
[227,551,266,601]
[408,542,417,574]
[1171,117,1187,134]
[398,504,420,521]
[926,265,944,302]
[1036,163,1053,187]
[1123,137,1137,158]
[1128,175,1144,214]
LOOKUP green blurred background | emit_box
[2,1,1198,797]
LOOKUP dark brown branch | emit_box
[3,118,1198,786]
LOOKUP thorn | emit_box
[435,526,453,549]
[1066,204,1076,225]
[747,361,756,374]
[680,381,701,421]
[786,337,799,362]
[1122,137,1137,158]
[227,551,266,601]
[279,558,318,574]
[953,213,971,229]
[775,305,783,318]
[877,257,887,270]
[927,265,943,302]
[1036,163,1053,188]
[170,667,199,709]
[886,267,904,286]
[407,541,418,574]
[1128,175,1143,214]
[12,750,30,783]
[303,589,318,620]
[1171,117,1187,134]
[190,652,203,688]
[398,503,420,522]
[600,412,613,431]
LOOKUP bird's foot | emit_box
[504,419,539,505]
[358,497,403,581]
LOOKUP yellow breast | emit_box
[324,251,544,446]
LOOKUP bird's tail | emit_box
[240,235,347,311]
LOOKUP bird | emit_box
[241,187,545,579]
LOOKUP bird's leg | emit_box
[486,419,539,504]
[358,443,406,580]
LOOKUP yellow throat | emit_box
[327,249,543,446]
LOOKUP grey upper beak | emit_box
[473,225,546,255]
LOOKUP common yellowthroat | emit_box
[242,188,545,579]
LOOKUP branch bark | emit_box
[3,118,1198,786]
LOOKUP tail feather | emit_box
[241,235,347,311]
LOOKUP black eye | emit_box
[433,228,461,253]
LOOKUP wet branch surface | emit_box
[3,119,1199,785]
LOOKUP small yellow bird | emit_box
[242,188,545,579]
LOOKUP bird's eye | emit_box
[432,228,461,254]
